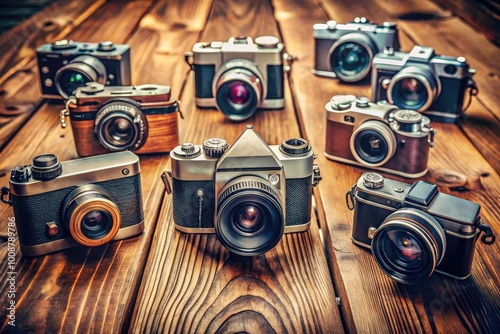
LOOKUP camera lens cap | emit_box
[31,154,62,181]
[173,143,201,159]
[280,138,311,155]
[203,138,229,158]
[362,172,384,189]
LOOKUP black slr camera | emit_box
[165,125,322,256]
[372,45,477,123]
[36,39,131,99]
[185,36,287,121]
[313,17,400,82]
[0,152,144,256]
[62,82,179,157]
[347,172,495,284]
[325,95,435,178]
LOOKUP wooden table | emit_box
[0,0,498,332]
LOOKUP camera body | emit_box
[3,152,144,256]
[371,45,477,123]
[66,82,179,157]
[186,36,285,121]
[36,39,131,99]
[348,172,495,283]
[313,17,400,82]
[325,95,435,178]
[167,125,321,256]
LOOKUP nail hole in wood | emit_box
[397,12,453,21]
[481,173,490,177]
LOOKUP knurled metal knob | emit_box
[362,172,384,189]
[203,138,229,157]
[31,154,62,181]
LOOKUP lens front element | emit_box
[62,184,121,247]
[371,208,446,284]
[388,66,439,111]
[95,100,148,151]
[350,121,397,166]
[55,55,107,98]
[216,176,285,256]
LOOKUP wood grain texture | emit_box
[272,0,500,332]
[0,0,106,84]
[0,1,158,332]
[129,0,343,332]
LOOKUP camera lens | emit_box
[62,184,121,247]
[214,60,264,121]
[371,208,446,284]
[55,55,107,98]
[216,176,285,256]
[329,35,376,82]
[388,66,438,111]
[95,100,147,151]
[350,121,396,166]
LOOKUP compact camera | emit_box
[36,39,131,99]
[185,36,287,121]
[0,152,145,256]
[347,172,496,283]
[372,45,478,123]
[313,17,400,82]
[63,82,179,157]
[165,125,322,256]
[325,95,435,178]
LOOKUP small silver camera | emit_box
[325,95,435,178]
[313,17,400,82]
[372,45,478,123]
[185,36,287,121]
[165,125,322,256]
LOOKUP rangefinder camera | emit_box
[165,125,322,256]
[313,17,400,82]
[372,45,478,123]
[0,151,145,256]
[185,36,287,121]
[347,172,496,284]
[37,39,131,99]
[325,95,435,178]
[63,82,179,157]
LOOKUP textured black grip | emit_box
[285,177,312,226]
[12,175,144,246]
[266,65,284,100]
[194,64,215,98]
[172,178,215,229]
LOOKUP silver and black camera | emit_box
[313,17,400,82]
[185,36,288,121]
[347,172,496,284]
[325,95,435,178]
[165,125,321,256]
[371,45,478,123]
[36,39,131,99]
[0,151,144,256]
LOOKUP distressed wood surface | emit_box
[0,0,499,333]
[272,0,500,332]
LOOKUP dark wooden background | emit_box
[0,0,498,333]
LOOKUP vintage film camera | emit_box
[371,45,478,123]
[36,39,131,99]
[0,152,145,256]
[164,125,322,256]
[313,17,400,82]
[185,36,289,121]
[62,82,179,157]
[346,172,496,284]
[325,95,435,178]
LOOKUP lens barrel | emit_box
[388,66,439,111]
[329,34,376,82]
[371,208,446,284]
[62,184,121,247]
[216,176,285,256]
[55,55,107,98]
[350,121,397,166]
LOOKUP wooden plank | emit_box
[272,0,500,332]
[0,1,157,332]
[0,0,106,84]
[432,0,500,45]
[128,0,344,332]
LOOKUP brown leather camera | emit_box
[65,82,179,157]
